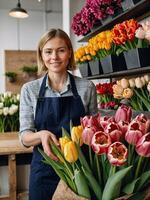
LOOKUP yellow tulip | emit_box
[129,78,135,88]
[135,77,143,88]
[64,141,78,163]
[59,136,71,152]
[71,125,83,146]
[123,88,133,99]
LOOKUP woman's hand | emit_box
[38,130,59,161]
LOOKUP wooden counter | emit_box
[0,132,33,200]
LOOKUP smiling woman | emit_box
[19,28,98,200]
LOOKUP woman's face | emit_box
[42,37,71,74]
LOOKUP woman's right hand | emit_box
[38,130,60,161]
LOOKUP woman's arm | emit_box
[21,130,59,160]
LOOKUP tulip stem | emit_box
[89,146,93,169]
[135,156,143,179]
[95,154,101,186]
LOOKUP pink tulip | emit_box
[136,132,150,157]
[100,116,115,129]
[81,114,100,131]
[134,114,150,134]
[107,142,128,166]
[125,121,143,145]
[115,105,132,123]
[82,126,97,146]
[118,120,129,136]
[105,122,122,142]
[91,131,111,155]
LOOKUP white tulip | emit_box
[3,107,9,116]
[144,75,150,83]
[0,102,4,109]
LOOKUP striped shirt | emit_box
[19,72,98,136]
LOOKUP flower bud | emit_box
[115,105,132,123]
[59,136,71,152]
[107,142,128,166]
[82,126,96,146]
[129,78,135,88]
[120,78,129,89]
[135,77,143,88]
[135,27,145,39]
[144,75,150,83]
[71,125,83,146]
[136,132,150,157]
[64,141,78,163]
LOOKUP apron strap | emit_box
[38,72,79,98]
[69,73,79,98]
[38,73,47,98]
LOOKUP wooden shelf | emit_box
[87,66,150,80]
[78,0,150,42]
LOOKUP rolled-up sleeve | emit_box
[19,84,37,135]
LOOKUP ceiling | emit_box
[0,0,62,13]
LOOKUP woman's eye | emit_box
[45,51,52,55]
[58,48,65,53]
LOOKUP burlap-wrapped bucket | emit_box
[52,180,150,200]
[52,180,88,200]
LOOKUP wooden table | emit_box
[0,132,33,200]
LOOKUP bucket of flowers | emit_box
[0,91,20,132]
[39,105,150,200]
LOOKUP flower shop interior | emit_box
[0,0,150,200]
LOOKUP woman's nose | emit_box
[51,51,58,59]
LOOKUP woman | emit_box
[19,28,98,200]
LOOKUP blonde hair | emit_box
[37,28,76,74]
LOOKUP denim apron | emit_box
[29,73,85,200]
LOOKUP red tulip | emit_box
[105,122,122,142]
[82,126,96,146]
[107,142,128,166]
[136,132,150,157]
[115,105,132,123]
[91,131,111,155]
[125,121,143,145]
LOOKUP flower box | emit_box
[88,60,104,76]
[100,55,113,74]
[124,48,150,70]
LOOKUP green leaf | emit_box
[123,178,140,194]
[135,170,150,191]
[82,166,102,200]
[102,166,132,200]
[76,144,92,174]
[128,191,146,200]
[62,127,71,138]
[74,169,91,199]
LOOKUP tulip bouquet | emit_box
[113,75,150,111]
[0,91,20,132]
[96,82,120,109]
[39,105,150,200]
[112,19,150,55]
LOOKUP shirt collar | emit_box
[45,72,71,91]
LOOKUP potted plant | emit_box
[5,71,17,83]
[21,65,38,80]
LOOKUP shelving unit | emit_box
[78,0,150,42]
[87,66,150,80]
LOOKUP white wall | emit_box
[0,5,62,92]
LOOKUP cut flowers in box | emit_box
[74,19,150,66]
[39,105,150,200]
[113,75,150,111]
[96,82,121,109]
